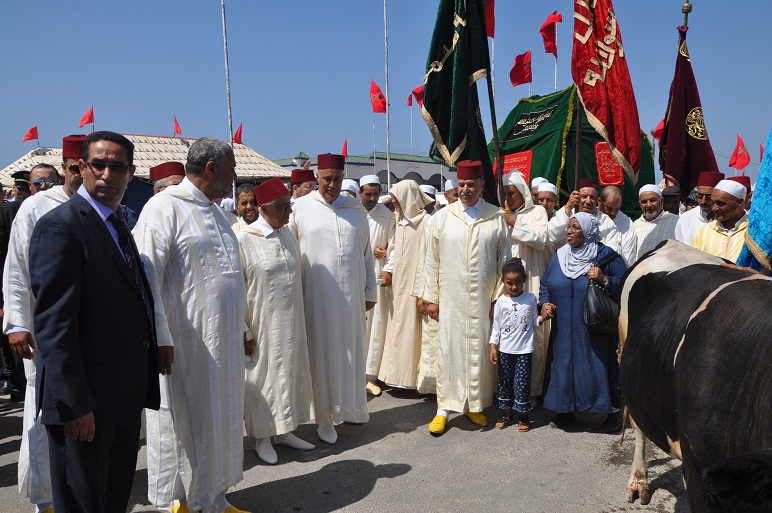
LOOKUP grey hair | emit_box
[186,137,232,176]
[154,178,167,188]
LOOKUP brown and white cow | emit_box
[618,240,772,512]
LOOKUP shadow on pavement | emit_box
[649,464,688,513]
[227,460,410,512]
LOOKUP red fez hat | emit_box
[290,168,316,183]
[317,153,345,171]
[578,178,598,190]
[728,175,751,193]
[696,171,724,187]
[456,160,483,180]
[254,177,289,205]
[62,135,87,160]
[150,162,185,181]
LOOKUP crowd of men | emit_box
[0,130,754,513]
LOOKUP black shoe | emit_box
[595,411,623,434]
[0,402,11,412]
[9,391,25,403]
[549,413,577,429]
[0,382,10,395]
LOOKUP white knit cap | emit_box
[537,182,558,195]
[638,184,662,197]
[419,184,437,197]
[713,179,747,199]
[531,176,548,188]
[359,174,380,187]
[444,178,458,191]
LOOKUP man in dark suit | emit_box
[29,131,161,513]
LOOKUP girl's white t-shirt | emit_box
[489,292,541,355]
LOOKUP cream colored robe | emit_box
[3,186,69,505]
[413,214,440,394]
[421,200,511,412]
[364,203,396,378]
[379,181,433,388]
[237,220,315,439]
[633,211,679,261]
[134,178,247,511]
[289,191,377,425]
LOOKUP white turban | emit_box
[419,184,437,197]
[537,182,558,195]
[359,174,380,187]
[342,179,360,199]
[713,179,747,199]
[531,176,548,188]
[444,178,458,191]
[638,184,662,197]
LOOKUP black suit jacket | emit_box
[0,200,23,308]
[29,193,160,424]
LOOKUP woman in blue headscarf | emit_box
[539,212,627,432]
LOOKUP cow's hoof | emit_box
[625,486,638,503]
[639,488,651,505]
[626,482,650,504]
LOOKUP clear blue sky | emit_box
[2,1,770,184]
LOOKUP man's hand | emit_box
[243,336,256,356]
[158,347,174,376]
[302,159,312,171]
[564,190,581,215]
[64,411,95,442]
[373,246,387,259]
[426,303,439,321]
[365,301,376,311]
[378,271,392,287]
[8,331,34,359]
[501,204,516,228]
[416,298,427,315]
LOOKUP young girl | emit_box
[489,258,554,431]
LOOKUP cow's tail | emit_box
[620,407,631,443]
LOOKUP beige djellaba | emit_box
[412,213,440,394]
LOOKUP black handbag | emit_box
[582,251,620,334]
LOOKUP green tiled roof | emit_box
[274,151,443,167]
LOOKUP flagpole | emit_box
[529,47,532,97]
[372,111,377,181]
[410,102,414,155]
[221,0,235,197]
[683,0,692,28]
[491,38,495,99]
[383,0,392,190]
[574,91,583,194]
[554,30,558,92]
[486,67,504,205]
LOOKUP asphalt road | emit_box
[0,389,687,512]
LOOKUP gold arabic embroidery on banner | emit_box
[686,107,708,141]
[679,41,691,62]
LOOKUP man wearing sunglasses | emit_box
[675,171,724,245]
[2,135,86,512]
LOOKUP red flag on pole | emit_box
[572,0,641,182]
[370,80,387,113]
[22,126,38,142]
[79,106,94,128]
[483,0,495,38]
[341,139,348,160]
[407,93,413,106]
[761,143,765,163]
[173,115,182,135]
[729,134,750,170]
[539,11,562,58]
[509,50,532,87]
[233,123,243,144]
[412,85,424,107]
[652,119,665,142]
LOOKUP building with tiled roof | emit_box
[1,134,289,188]
[275,151,455,192]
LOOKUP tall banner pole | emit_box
[221,0,235,195]
[410,102,414,155]
[486,71,504,205]
[372,112,377,180]
[574,91,583,194]
[554,29,558,92]
[491,38,495,98]
[383,0,392,190]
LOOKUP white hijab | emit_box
[556,212,600,279]
[505,170,536,214]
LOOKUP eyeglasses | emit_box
[300,184,318,190]
[31,178,56,188]
[86,161,130,173]
[267,202,292,212]
[565,225,583,233]
[696,193,712,200]
[67,164,81,174]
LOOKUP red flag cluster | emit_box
[729,134,750,171]
[370,80,387,113]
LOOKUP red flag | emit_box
[729,134,750,171]
[761,143,765,163]
[370,80,387,113]
[173,115,182,135]
[341,139,348,160]
[652,119,665,142]
[407,93,413,106]
[509,50,532,87]
[79,106,94,128]
[539,11,562,58]
[572,0,641,182]
[22,126,38,142]
[233,123,243,144]
[483,0,495,38]
[412,85,424,107]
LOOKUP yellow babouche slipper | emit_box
[173,504,201,513]
[428,415,448,435]
[41,509,54,513]
[222,506,252,513]
[465,411,488,427]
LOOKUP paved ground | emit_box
[0,389,687,512]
